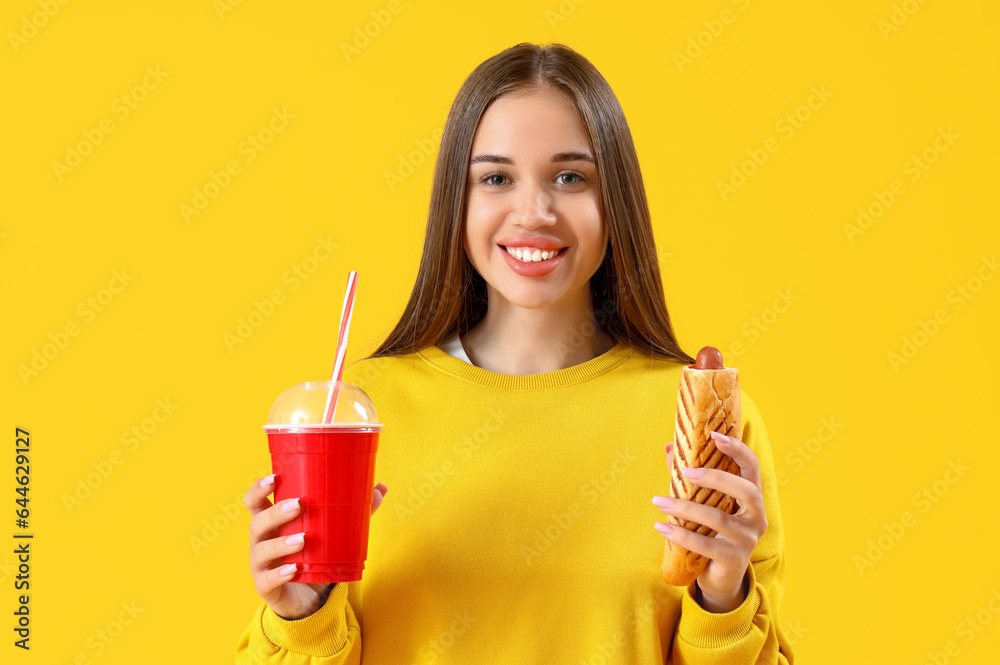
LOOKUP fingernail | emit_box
[279,563,296,576]
[280,498,300,513]
[652,496,674,508]
[710,431,728,444]
[260,474,275,488]
[682,467,705,479]
[285,532,305,546]
[654,522,673,534]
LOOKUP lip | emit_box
[499,244,566,277]
[497,236,568,251]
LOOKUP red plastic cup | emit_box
[263,380,383,584]
[267,427,380,583]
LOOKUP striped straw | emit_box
[322,271,358,424]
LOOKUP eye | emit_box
[557,171,587,186]
[478,172,510,187]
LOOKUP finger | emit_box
[372,483,388,515]
[652,496,733,539]
[255,561,299,599]
[244,474,278,518]
[249,497,301,544]
[681,467,763,517]
[250,531,306,574]
[654,521,727,562]
[710,431,762,491]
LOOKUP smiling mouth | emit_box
[499,245,567,263]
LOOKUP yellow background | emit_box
[3,0,998,662]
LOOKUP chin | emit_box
[502,290,567,310]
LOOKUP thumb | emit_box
[665,442,674,468]
[371,483,388,515]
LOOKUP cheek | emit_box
[467,192,507,224]
[464,200,493,266]
[572,198,604,260]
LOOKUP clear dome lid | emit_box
[263,381,382,430]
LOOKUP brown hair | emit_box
[370,42,694,365]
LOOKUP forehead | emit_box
[470,86,592,156]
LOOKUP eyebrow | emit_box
[469,151,595,165]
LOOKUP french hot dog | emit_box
[661,346,742,586]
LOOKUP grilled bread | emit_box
[662,347,741,586]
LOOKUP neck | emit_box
[463,285,615,375]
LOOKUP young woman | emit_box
[238,42,792,664]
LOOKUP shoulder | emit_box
[737,386,770,447]
[616,344,688,387]
[341,353,420,393]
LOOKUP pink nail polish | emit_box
[654,522,673,534]
[682,467,705,479]
[710,431,728,444]
[652,496,674,508]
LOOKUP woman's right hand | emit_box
[244,474,388,620]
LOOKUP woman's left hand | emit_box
[652,431,768,613]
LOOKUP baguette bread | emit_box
[661,347,742,586]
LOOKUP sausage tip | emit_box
[694,346,725,370]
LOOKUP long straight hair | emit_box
[370,42,694,365]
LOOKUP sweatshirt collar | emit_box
[418,341,633,391]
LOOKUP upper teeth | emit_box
[505,247,561,262]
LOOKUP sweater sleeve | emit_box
[670,390,794,664]
[235,582,362,664]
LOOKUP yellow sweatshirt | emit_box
[236,341,793,663]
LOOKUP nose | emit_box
[513,180,557,227]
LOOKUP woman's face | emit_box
[464,85,605,311]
